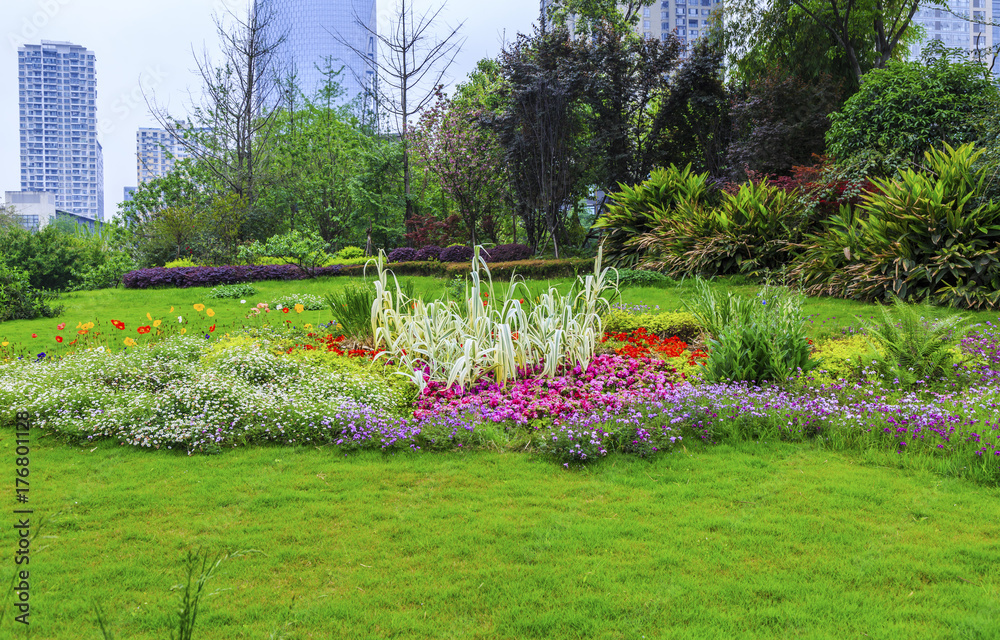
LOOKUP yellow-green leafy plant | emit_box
[369,247,618,391]
[804,335,883,386]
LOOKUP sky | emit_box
[1,0,542,221]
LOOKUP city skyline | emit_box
[1,0,540,222]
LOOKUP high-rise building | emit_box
[542,0,723,47]
[257,0,377,104]
[17,40,104,221]
[909,1,998,73]
[136,126,198,184]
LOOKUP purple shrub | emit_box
[482,243,533,263]
[387,247,419,263]
[415,245,442,261]
[439,245,474,263]
[121,264,343,289]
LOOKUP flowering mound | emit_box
[601,327,707,364]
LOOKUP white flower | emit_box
[177,316,184,323]
[240,300,246,304]
[275,304,283,310]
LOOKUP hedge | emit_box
[122,264,344,289]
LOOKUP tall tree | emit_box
[333,0,465,242]
[147,2,285,212]
[544,0,653,36]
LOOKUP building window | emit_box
[644,7,651,16]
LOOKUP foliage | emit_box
[0,255,64,321]
[414,245,442,261]
[858,297,966,387]
[387,247,419,263]
[327,284,378,340]
[482,243,533,263]
[544,0,652,36]
[727,68,842,180]
[240,230,331,277]
[826,52,995,172]
[600,309,702,343]
[439,245,474,263]
[70,252,137,291]
[164,258,199,269]
[369,247,617,391]
[593,164,714,268]
[122,264,344,289]
[269,293,326,311]
[685,280,816,382]
[804,334,882,386]
[337,246,366,260]
[611,269,672,289]
[792,144,1000,309]
[207,283,258,299]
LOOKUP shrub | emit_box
[482,243,532,263]
[70,252,136,291]
[592,164,714,268]
[614,269,672,288]
[601,310,701,343]
[439,245,474,263]
[857,297,966,387]
[414,245,442,261]
[805,335,882,386]
[164,258,199,268]
[238,230,330,277]
[326,284,377,339]
[826,46,995,171]
[387,247,419,263]
[685,280,816,383]
[791,143,1000,309]
[0,255,64,321]
[122,264,344,289]
[336,246,366,260]
[208,283,258,299]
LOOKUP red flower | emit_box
[282,308,290,314]
[31,334,37,338]
[55,336,63,343]
[56,323,65,330]
[137,326,151,334]
[209,324,216,332]
[111,319,125,330]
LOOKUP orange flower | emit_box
[206,309,215,317]
[82,322,94,330]
[146,312,153,321]
[1,341,8,347]
[169,306,174,312]
[193,303,205,312]
[111,319,125,330]
[123,337,137,347]
[153,319,162,328]
[78,330,88,335]
[137,326,151,334]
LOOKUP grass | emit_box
[1,434,998,639]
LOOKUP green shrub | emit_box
[71,252,137,291]
[685,280,816,383]
[805,335,882,386]
[164,258,198,268]
[857,297,966,387]
[208,283,258,299]
[601,309,701,343]
[0,255,64,321]
[791,143,1000,309]
[614,269,672,288]
[826,46,995,171]
[239,230,330,276]
[326,284,377,339]
[593,164,714,268]
[336,246,366,260]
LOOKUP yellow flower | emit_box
[169,306,174,312]
[180,328,187,335]
[294,304,304,313]
[1,341,8,347]
[206,308,215,317]
[304,323,313,329]
[153,319,162,327]
[193,303,205,312]
[123,337,137,347]
[146,312,153,321]
[83,321,95,330]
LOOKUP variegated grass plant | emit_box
[369,246,618,391]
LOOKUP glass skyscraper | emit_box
[258,0,377,104]
[17,40,104,221]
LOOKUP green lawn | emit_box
[1,435,998,639]
[3,274,998,360]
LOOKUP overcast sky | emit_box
[2,0,541,221]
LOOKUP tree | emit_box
[412,88,509,246]
[826,47,996,171]
[333,0,465,241]
[544,0,654,36]
[490,27,589,258]
[577,24,683,207]
[147,2,285,213]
